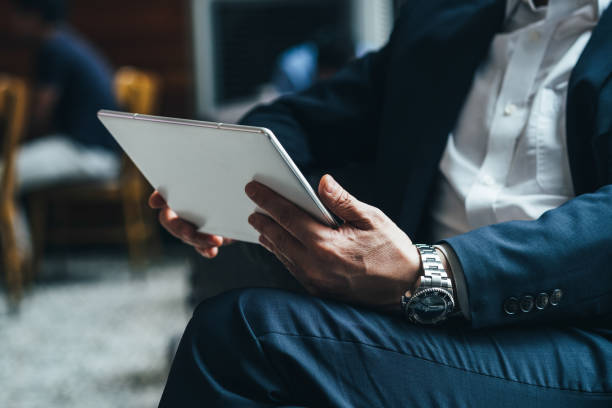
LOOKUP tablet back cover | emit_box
[98,111,331,243]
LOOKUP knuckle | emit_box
[193,234,207,247]
[312,240,336,260]
[333,189,351,209]
[369,207,386,225]
[180,224,194,241]
[160,214,179,235]
[310,236,326,253]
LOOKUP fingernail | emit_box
[324,176,339,195]
[245,183,256,198]
[249,214,261,231]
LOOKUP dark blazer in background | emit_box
[241,0,612,329]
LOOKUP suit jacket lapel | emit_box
[567,5,612,194]
[374,0,506,236]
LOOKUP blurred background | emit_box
[0,0,397,406]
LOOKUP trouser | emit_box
[161,246,612,407]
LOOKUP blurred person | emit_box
[274,26,355,94]
[152,0,612,406]
[214,27,355,124]
[9,0,119,194]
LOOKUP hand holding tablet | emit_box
[98,110,339,256]
[148,191,232,258]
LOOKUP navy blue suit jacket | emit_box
[241,0,612,328]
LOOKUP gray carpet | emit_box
[0,252,190,408]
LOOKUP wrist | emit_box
[404,244,422,293]
[388,244,420,312]
[434,246,459,313]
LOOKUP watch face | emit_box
[407,288,454,325]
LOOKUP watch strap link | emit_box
[415,244,453,292]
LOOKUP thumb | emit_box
[318,175,375,229]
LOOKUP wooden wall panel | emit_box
[0,0,194,117]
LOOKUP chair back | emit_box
[113,67,161,190]
[114,67,160,115]
[0,76,28,204]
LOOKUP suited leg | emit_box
[187,242,304,308]
[159,288,612,407]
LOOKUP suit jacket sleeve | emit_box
[443,55,612,329]
[444,183,612,328]
[240,43,391,173]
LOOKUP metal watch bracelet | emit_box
[401,244,456,313]
[414,244,454,294]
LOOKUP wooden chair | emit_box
[0,76,29,309]
[29,67,161,272]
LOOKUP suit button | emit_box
[536,293,549,310]
[550,289,563,306]
[520,295,534,313]
[504,297,520,316]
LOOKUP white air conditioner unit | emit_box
[191,0,394,119]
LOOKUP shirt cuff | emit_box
[434,243,471,320]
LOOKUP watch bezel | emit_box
[404,287,455,325]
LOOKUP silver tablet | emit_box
[98,110,338,244]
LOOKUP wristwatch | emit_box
[401,244,456,325]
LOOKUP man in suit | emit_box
[155,0,612,406]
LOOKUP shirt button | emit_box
[536,293,549,310]
[503,103,517,116]
[520,295,535,313]
[504,297,520,316]
[481,174,495,186]
[550,289,563,306]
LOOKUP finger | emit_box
[318,175,376,230]
[260,236,303,283]
[259,235,293,268]
[195,246,219,259]
[245,181,328,244]
[149,191,167,209]
[221,238,235,246]
[259,235,319,295]
[159,207,224,247]
[248,212,307,264]
[258,234,275,253]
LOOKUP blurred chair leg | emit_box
[28,196,47,282]
[146,211,162,259]
[1,205,23,312]
[122,187,152,273]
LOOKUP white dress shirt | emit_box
[429,0,610,318]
